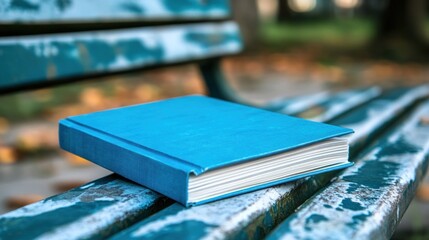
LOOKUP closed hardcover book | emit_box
[59,95,353,206]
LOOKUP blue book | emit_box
[59,95,353,207]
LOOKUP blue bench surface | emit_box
[267,98,429,240]
[1,86,429,240]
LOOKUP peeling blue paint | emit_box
[0,22,242,91]
[120,3,145,14]
[116,39,164,62]
[346,212,371,228]
[306,214,328,225]
[105,88,429,240]
[55,0,72,11]
[162,0,229,13]
[10,0,40,11]
[266,97,429,240]
[185,31,240,48]
[332,88,411,126]
[340,198,365,211]
[376,137,421,157]
[343,161,400,192]
[0,201,114,239]
[0,175,171,240]
[0,0,231,22]
[2,87,428,239]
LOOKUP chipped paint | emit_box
[110,184,295,240]
[309,87,381,122]
[332,86,429,148]
[266,100,429,240]
[278,92,330,115]
[2,87,428,239]
[108,87,428,240]
[0,175,171,240]
[267,87,380,120]
[0,21,242,90]
[0,0,230,22]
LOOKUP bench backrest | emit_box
[0,0,243,96]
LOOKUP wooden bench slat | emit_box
[0,175,172,240]
[266,99,429,240]
[0,0,230,24]
[266,91,330,114]
[304,87,381,122]
[107,87,429,240]
[331,86,429,152]
[267,87,380,120]
[3,87,425,239]
[0,21,242,93]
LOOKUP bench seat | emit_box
[267,99,429,240]
[1,86,428,239]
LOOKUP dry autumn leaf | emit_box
[0,145,17,164]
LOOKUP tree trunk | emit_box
[231,0,260,49]
[376,0,428,48]
[277,0,293,23]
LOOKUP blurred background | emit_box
[0,0,428,238]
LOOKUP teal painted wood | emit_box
[331,86,429,152]
[307,87,381,122]
[2,87,426,239]
[0,21,242,91]
[0,175,172,240]
[266,99,429,240]
[108,86,429,240]
[267,91,330,114]
[0,87,387,240]
[0,0,230,23]
[268,87,380,117]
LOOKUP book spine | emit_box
[59,119,189,205]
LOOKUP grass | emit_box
[260,18,376,49]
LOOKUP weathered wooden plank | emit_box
[0,21,242,92]
[266,99,429,240]
[266,91,330,114]
[267,87,380,119]
[108,86,429,240]
[0,0,230,23]
[304,87,381,122]
[332,86,429,151]
[3,87,426,239]
[0,175,172,240]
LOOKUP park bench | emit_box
[1,1,429,239]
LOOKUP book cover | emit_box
[59,95,353,206]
